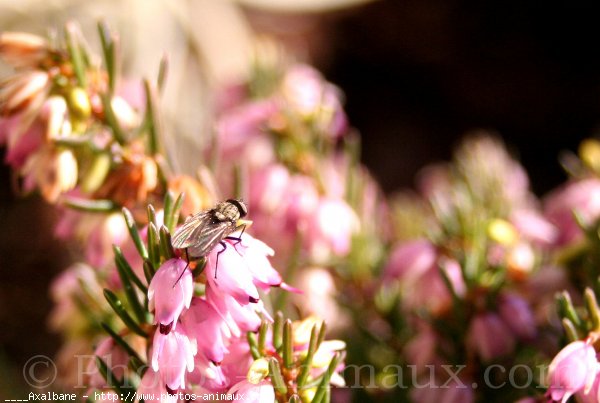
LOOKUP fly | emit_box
[171,198,249,279]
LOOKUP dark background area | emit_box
[324,1,600,195]
[2,0,600,393]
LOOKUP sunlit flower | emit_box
[0,32,49,68]
[547,341,599,403]
[227,379,274,403]
[151,326,196,393]
[94,142,158,209]
[22,146,78,202]
[148,258,192,333]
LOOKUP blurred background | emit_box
[1,0,600,395]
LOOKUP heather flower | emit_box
[94,143,158,209]
[410,379,475,403]
[305,197,359,262]
[181,297,228,364]
[0,111,44,169]
[151,326,196,393]
[0,32,49,68]
[85,212,129,268]
[509,209,558,246]
[21,146,78,202]
[577,372,600,403]
[137,369,178,403]
[187,352,227,391]
[544,178,600,246]
[204,232,288,305]
[227,379,275,403]
[0,70,49,114]
[205,237,260,305]
[215,99,278,160]
[547,341,599,403]
[498,293,536,341]
[205,286,262,336]
[48,263,104,336]
[383,239,437,282]
[280,64,347,139]
[404,325,441,374]
[86,337,129,389]
[466,312,516,362]
[385,241,465,314]
[293,267,349,331]
[148,258,193,333]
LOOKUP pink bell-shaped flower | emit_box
[151,326,196,393]
[547,340,599,403]
[148,258,192,333]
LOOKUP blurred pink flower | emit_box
[410,380,474,403]
[405,326,440,374]
[148,258,193,333]
[249,164,290,216]
[85,213,129,268]
[498,293,536,341]
[216,99,278,160]
[467,312,515,362]
[0,113,44,169]
[86,337,129,389]
[547,341,599,403]
[544,178,600,246]
[384,239,437,281]
[281,64,347,139]
[510,209,558,246]
[305,197,359,262]
[293,267,349,331]
[385,241,465,314]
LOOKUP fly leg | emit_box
[225,224,246,255]
[215,241,228,279]
[173,249,190,287]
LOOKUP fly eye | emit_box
[227,199,248,217]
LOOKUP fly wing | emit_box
[171,211,212,249]
[187,220,236,258]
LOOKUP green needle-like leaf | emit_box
[297,324,319,388]
[103,289,147,337]
[283,319,293,369]
[114,245,147,293]
[268,358,288,396]
[64,197,117,213]
[113,246,146,323]
[101,93,127,145]
[122,207,148,260]
[159,225,175,261]
[101,323,144,364]
[311,352,344,403]
[147,223,160,269]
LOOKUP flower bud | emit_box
[66,87,91,121]
[247,358,270,384]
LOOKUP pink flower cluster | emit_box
[213,65,359,266]
[142,233,287,397]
